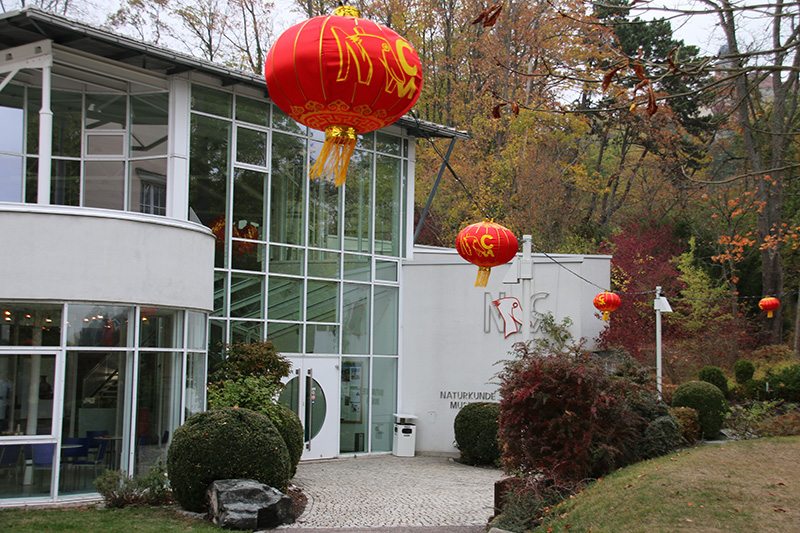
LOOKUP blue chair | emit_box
[74,439,107,485]
[30,443,56,491]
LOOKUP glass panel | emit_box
[0,303,62,347]
[213,272,227,317]
[84,160,125,210]
[357,131,374,150]
[230,273,265,319]
[61,350,130,490]
[268,276,303,321]
[0,83,24,153]
[268,322,300,353]
[376,131,401,155]
[344,254,371,282]
[139,308,184,349]
[308,250,339,279]
[271,105,304,134]
[342,284,370,355]
[51,159,80,206]
[86,134,124,156]
[270,132,306,245]
[340,358,368,453]
[307,280,338,322]
[25,157,37,203]
[269,245,304,276]
[207,319,226,369]
[233,168,267,231]
[306,324,338,353]
[236,95,269,126]
[231,241,266,272]
[309,141,341,250]
[343,149,372,253]
[26,89,40,154]
[188,114,231,227]
[191,85,232,117]
[0,443,29,498]
[374,155,402,256]
[185,352,206,419]
[67,305,133,347]
[131,158,167,215]
[371,357,397,452]
[375,260,398,282]
[236,127,268,167]
[373,286,398,355]
[85,93,126,130]
[52,90,82,157]
[130,93,168,157]
[0,354,56,436]
[134,351,181,476]
[187,311,207,350]
[230,320,263,344]
[0,154,23,202]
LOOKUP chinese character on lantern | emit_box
[593,292,621,321]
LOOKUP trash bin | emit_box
[392,413,417,457]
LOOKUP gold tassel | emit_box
[475,267,491,287]
[768,310,774,318]
[602,311,610,321]
[309,125,357,187]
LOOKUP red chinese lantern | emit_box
[759,296,780,318]
[264,5,423,186]
[593,292,621,321]
[455,220,518,287]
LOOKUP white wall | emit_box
[0,204,215,311]
[400,246,611,455]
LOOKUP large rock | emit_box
[206,479,295,530]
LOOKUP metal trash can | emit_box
[392,413,417,457]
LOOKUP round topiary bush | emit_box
[672,381,730,439]
[167,407,291,512]
[640,415,682,459]
[454,402,500,465]
[669,406,701,444]
[265,402,304,477]
[734,359,756,384]
[698,365,729,398]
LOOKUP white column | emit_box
[167,77,191,220]
[37,65,53,205]
[521,235,533,342]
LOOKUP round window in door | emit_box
[279,376,327,441]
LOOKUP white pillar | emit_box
[37,65,52,205]
[521,235,532,342]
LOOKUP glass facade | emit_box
[0,302,206,502]
[190,85,406,455]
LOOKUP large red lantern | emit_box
[455,220,518,287]
[759,296,780,318]
[593,292,621,321]
[265,5,423,186]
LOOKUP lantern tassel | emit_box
[768,310,774,318]
[310,125,358,186]
[475,267,491,287]
[602,311,610,322]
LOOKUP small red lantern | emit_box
[265,5,423,186]
[759,296,780,318]
[593,292,621,321]
[456,220,518,287]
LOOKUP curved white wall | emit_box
[0,204,214,311]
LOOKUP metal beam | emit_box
[413,136,457,245]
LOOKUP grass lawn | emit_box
[0,505,222,532]
[536,436,800,532]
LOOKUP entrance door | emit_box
[279,357,339,460]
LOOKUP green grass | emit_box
[530,436,800,532]
[0,505,222,532]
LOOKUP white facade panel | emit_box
[0,204,214,311]
[401,246,611,455]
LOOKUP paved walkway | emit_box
[276,454,504,531]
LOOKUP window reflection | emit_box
[67,305,132,347]
[0,354,56,436]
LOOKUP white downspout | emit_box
[37,64,53,205]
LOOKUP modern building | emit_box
[0,7,610,506]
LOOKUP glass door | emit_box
[279,356,339,460]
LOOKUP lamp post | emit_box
[654,286,672,396]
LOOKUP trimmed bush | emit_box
[640,416,682,459]
[734,359,755,384]
[672,381,729,439]
[454,402,500,465]
[698,365,729,398]
[767,364,800,402]
[167,407,291,512]
[266,402,304,476]
[669,406,700,444]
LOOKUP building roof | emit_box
[0,6,467,140]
